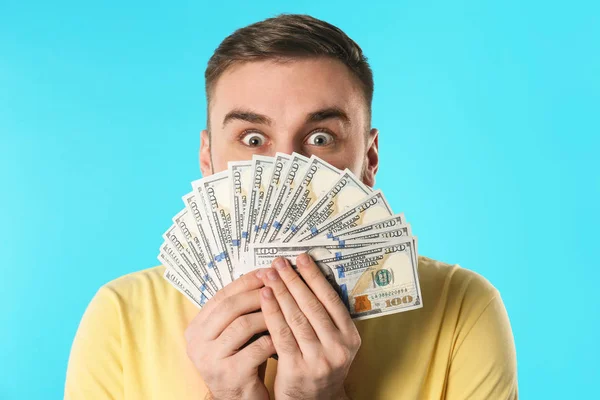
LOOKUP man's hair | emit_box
[204,14,374,131]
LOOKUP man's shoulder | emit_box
[417,255,500,310]
[95,265,180,311]
[103,264,167,294]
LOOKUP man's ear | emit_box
[199,129,212,176]
[362,128,379,187]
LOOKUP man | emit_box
[65,14,518,399]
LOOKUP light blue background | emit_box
[1,1,598,398]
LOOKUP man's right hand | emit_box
[185,269,274,400]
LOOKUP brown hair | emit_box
[204,14,374,129]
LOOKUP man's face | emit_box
[200,57,379,187]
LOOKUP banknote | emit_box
[162,264,209,308]
[259,152,310,243]
[243,239,385,273]
[297,190,393,241]
[159,153,422,322]
[228,160,253,264]
[193,171,236,283]
[309,236,422,320]
[158,246,199,294]
[269,155,341,242]
[281,169,371,243]
[339,224,412,244]
[328,213,407,240]
[253,152,291,244]
[173,208,220,293]
[162,225,216,296]
[240,156,274,254]
[182,192,229,287]
[159,238,215,296]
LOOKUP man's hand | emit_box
[185,269,275,400]
[258,254,362,400]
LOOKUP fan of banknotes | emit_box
[158,153,423,320]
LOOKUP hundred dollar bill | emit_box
[228,160,252,264]
[173,208,220,293]
[240,155,274,254]
[310,236,422,320]
[297,189,393,242]
[193,171,236,282]
[328,213,407,240]
[260,152,310,243]
[192,180,236,285]
[162,225,216,296]
[252,152,291,244]
[269,155,341,242]
[339,224,412,244]
[162,264,209,308]
[243,239,386,273]
[158,246,198,294]
[183,192,229,287]
[282,169,371,243]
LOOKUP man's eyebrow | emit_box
[222,109,273,128]
[221,106,351,129]
[306,107,351,127]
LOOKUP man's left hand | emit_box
[258,253,362,400]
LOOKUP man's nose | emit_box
[271,140,305,157]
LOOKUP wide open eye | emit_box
[305,130,334,146]
[241,131,267,147]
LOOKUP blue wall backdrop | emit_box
[1,0,598,398]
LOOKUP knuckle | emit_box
[285,270,302,285]
[324,288,343,307]
[280,338,298,354]
[313,360,333,380]
[245,335,272,360]
[212,289,226,304]
[219,296,234,311]
[336,346,352,367]
[185,340,194,358]
[277,324,295,341]
[349,330,362,350]
[184,326,194,344]
[185,337,204,361]
[306,297,324,314]
[234,314,252,332]
[288,310,308,328]
[255,334,274,352]
[240,272,253,289]
[263,299,281,315]
[273,284,289,298]
[184,321,204,344]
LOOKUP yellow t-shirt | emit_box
[65,256,518,399]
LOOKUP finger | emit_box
[215,311,268,358]
[271,257,338,342]
[259,286,301,357]
[232,331,276,369]
[186,269,267,336]
[295,253,355,335]
[204,268,267,316]
[202,289,262,340]
[261,270,319,356]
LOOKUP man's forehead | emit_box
[209,58,365,123]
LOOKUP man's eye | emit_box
[241,132,266,147]
[305,131,334,146]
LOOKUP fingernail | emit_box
[274,257,287,271]
[255,269,263,279]
[267,269,279,281]
[262,287,274,299]
[297,253,310,267]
